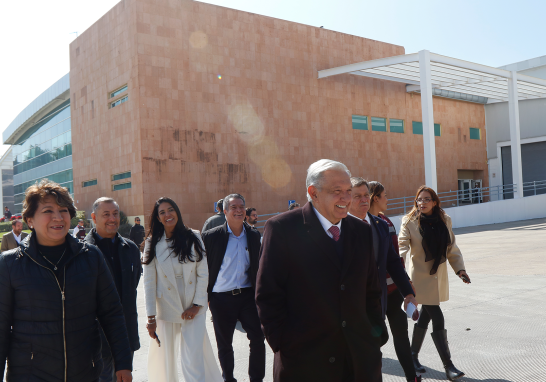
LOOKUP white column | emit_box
[507,71,524,198]
[419,50,438,191]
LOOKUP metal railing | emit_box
[254,180,546,228]
[386,180,546,216]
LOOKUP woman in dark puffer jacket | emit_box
[0,180,133,382]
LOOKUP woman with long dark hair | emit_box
[399,186,471,381]
[143,197,222,382]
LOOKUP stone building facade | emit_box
[69,0,487,229]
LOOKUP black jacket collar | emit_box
[20,231,86,263]
[85,228,129,247]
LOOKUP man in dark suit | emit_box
[348,177,416,317]
[202,193,265,382]
[348,177,420,382]
[84,197,142,382]
[0,219,28,253]
[256,159,387,382]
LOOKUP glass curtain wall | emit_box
[12,103,73,213]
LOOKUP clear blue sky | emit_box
[1,0,544,156]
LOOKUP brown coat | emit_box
[0,231,28,253]
[398,214,465,306]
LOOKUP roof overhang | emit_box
[3,73,70,145]
[318,52,546,104]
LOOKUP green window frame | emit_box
[352,115,368,130]
[110,85,128,99]
[112,171,131,181]
[389,119,404,133]
[469,127,481,140]
[412,121,441,136]
[113,182,131,191]
[371,117,387,132]
[82,179,97,188]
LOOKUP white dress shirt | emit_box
[348,212,371,224]
[212,223,251,293]
[12,231,22,244]
[313,206,342,239]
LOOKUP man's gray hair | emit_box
[350,177,369,189]
[92,197,119,213]
[223,193,245,210]
[306,159,351,202]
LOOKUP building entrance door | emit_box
[458,179,472,202]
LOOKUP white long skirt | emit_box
[147,316,223,382]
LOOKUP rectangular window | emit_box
[82,179,97,188]
[389,119,404,133]
[110,85,128,99]
[352,115,368,130]
[469,127,481,140]
[112,171,131,181]
[371,117,387,132]
[412,121,441,136]
[113,182,131,191]
[110,95,128,108]
[412,121,423,135]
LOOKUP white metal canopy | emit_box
[318,51,546,103]
[317,50,546,198]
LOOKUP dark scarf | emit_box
[419,212,451,275]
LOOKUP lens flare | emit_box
[217,75,222,80]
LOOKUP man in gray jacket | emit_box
[202,198,226,233]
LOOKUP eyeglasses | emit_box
[416,198,432,204]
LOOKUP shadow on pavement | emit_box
[381,358,512,382]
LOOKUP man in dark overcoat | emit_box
[256,159,388,382]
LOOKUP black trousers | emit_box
[209,289,266,382]
[386,291,416,380]
[416,305,445,332]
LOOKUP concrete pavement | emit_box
[132,217,546,382]
[4,218,544,381]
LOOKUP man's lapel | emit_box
[302,203,341,270]
[340,216,357,278]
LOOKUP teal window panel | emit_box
[412,121,441,136]
[110,85,128,98]
[112,171,131,181]
[14,170,73,195]
[82,179,97,188]
[371,117,387,132]
[352,115,368,130]
[390,119,404,133]
[469,127,481,140]
[113,182,132,191]
[412,121,423,135]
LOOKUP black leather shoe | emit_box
[431,329,465,381]
[407,376,422,382]
[411,324,427,373]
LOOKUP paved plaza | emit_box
[129,217,546,382]
[4,218,544,381]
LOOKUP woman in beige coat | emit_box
[143,197,222,382]
[399,186,471,381]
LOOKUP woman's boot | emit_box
[431,329,465,381]
[410,324,427,373]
